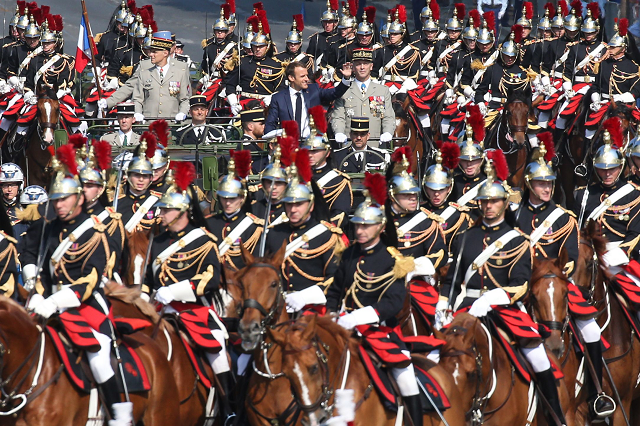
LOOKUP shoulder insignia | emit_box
[93,220,107,233]
[449,202,470,211]
[0,231,17,244]
[307,32,319,39]
[515,228,531,240]
[94,32,104,44]
[118,192,126,199]
[150,190,162,198]
[247,213,265,225]
[201,38,208,49]
[336,170,352,180]
[558,205,576,218]
[203,228,218,242]
[248,184,261,192]
[321,220,343,234]
[387,246,401,258]
[576,186,587,191]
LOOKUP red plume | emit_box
[483,11,495,32]
[149,119,169,147]
[364,6,376,23]
[68,133,87,150]
[347,0,358,16]
[329,0,338,11]
[397,4,406,23]
[32,9,43,25]
[441,142,460,171]
[537,132,554,162]
[388,7,396,19]
[53,14,62,31]
[558,0,568,17]
[435,139,443,150]
[587,2,599,20]
[603,117,623,149]
[139,8,150,25]
[93,140,112,171]
[570,0,582,16]
[454,3,465,19]
[230,149,251,180]
[127,0,137,14]
[140,4,154,21]
[172,162,196,192]
[226,0,236,14]
[149,19,158,32]
[466,104,485,142]
[221,4,230,20]
[469,9,481,28]
[308,105,327,134]
[279,136,298,168]
[57,144,78,176]
[619,18,629,37]
[294,148,313,183]
[363,172,387,206]
[246,15,259,29]
[141,131,157,158]
[293,14,304,32]
[252,2,263,11]
[430,0,439,20]
[391,147,412,174]
[17,1,26,14]
[282,120,299,141]
[523,1,533,20]
[544,2,555,18]
[26,2,37,15]
[45,13,54,30]
[257,9,270,35]
[486,150,509,181]
[511,24,523,43]
[40,5,48,16]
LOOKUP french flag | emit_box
[75,15,97,73]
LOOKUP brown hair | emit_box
[285,61,306,79]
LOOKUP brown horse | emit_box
[574,221,640,425]
[0,296,179,425]
[268,314,466,426]
[437,313,572,425]
[527,254,580,426]
[122,229,152,287]
[104,283,216,426]
[395,94,429,174]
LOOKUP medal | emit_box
[404,241,411,247]
[496,259,502,265]
[177,262,184,268]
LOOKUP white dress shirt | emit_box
[118,129,134,147]
[289,86,310,137]
[356,78,371,94]
[156,63,170,80]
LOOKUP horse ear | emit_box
[463,319,478,345]
[300,314,317,342]
[223,264,237,287]
[557,247,569,273]
[271,240,287,267]
[240,243,254,265]
[432,327,446,341]
[267,327,287,346]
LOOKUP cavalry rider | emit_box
[251,144,288,226]
[388,147,448,272]
[149,142,171,193]
[0,5,22,67]
[96,1,131,67]
[321,1,357,71]
[516,134,615,421]
[527,5,554,76]
[431,3,463,83]
[300,108,353,228]
[26,146,132,426]
[409,0,440,42]
[326,172,426,426]
[515,2,536,68]
[422,143,473,255]
[585,19,640,140]
[412,7,440,81]
[306,0,339,70]
[373,5,421,95]
[207,150,263,272]
[555,4,604,146]
[0,203,18,298]
[0,162,26,238]
[200,5,237,104]
[436,152,568,426]
[106,14,149,87]
[627,131,640,186]
[116,135,161,234]
[275,16,313,73]
[574,127,640,262]
[145,162,235,420]
[265,145,344,305]
[224,13,284,114]
[459,12,497,94]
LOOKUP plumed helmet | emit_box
[114,1,130,24]
[213,6,230,32]
[49,145,82,201]
[351,172,387,224]
[564,8,581,31]
[24,15,40,38]
[524,132,556,190]
[476,150,511,200]
[0,162,24,185]
[593,130,625,170]
[156,163,196,212]
[321,0,339,21]
[388,147,420,201]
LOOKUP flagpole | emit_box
[80,0,103,100]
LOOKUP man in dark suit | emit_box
[264,61,353,137]
[236,108,270,174]
[175,95,222,145]
[333,117,390,173]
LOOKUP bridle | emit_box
[235,262,285,333]
[496,99,530,157]
[579,240,600,304]
[529,272,571,359]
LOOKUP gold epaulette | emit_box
[307,32,319,39]
[558,205,576,218]
[0,231,17,245]
[471,58,486,71]
[387,246,415,280]
[120,65,133,77]
[336,170,352,180]
[449,201,470,212]
[201,38,209,49]
[420,207,441,222]
[248,184,261,192]
[247,213,265,226]
[118,191,127,199]
[203,228,218,242]
[372,43,383,50]
[523,39,536,46]
[95,32,104,44]
[567,41,579,47]
[576,186,587,191]
[515,228,531,240]
[321,220,343,234]
[150,190,162,198]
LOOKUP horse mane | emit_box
[530,258,567,285]
[36,81,59,100]
[581,220,608,258]
[392,99,407,120]
[103,281,161,324]
[506,87,532,107]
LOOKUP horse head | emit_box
[269,315,334,426]
[504,90,531,145]
[225,241,287,351]
[528,252,570,358]
[35,81,60,145]
[123,229,152,287]
[392,95,410,148]
[574,220,608,301]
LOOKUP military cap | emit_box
[350,116,370,132]
[150,30,173,50]
[240,108,265,123]
[352,47,374,62]
[116,101,136,115]
[189,95,207,108]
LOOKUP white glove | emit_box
[602,247,630,267]
[0,81,8,94]
[406,256,436,282]
[429,77,439,87]
[498,10,505,19]
[285,286,326,312]
[463,86,474,98]
[379,132,392,144]
[337,306,379,330]
[230,103,242,116]
[23,91,36,105]
[445,88,454,98]
[134,113,145,123]
[227,93,241,116]
[27,293,57,318]
[335,132,348,144]
[541,75,551,87]
[140,292,150,302]
[457,95,466,105]
[104,78,119,91]
[8,76,21,90]
[263,94,272,106]
[97,99,108,110]
[478,102,487,116]
[56,89,70,99]
[562,81,573,92]
[468,288,510,318]
[590,101,602,112]
[155,286,175,305]
[591,92,601,103]
[175,112,187,122]
[434,300,452,331]
[285,292,308,312]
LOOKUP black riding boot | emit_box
[536,368,567,426]
[216,371,236,423]
[99,375,122,420]
[404,394,423,426]
[552,127,566,164]
[585,342,615,420]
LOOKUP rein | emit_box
[530,273,571,360]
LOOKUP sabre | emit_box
[25,197,52,306]
[106,319,131,403]
[111,152,127,211]
[446,229,469,312]
[258,182,276,257]
[416,378,449,426]
[415,151,421,204]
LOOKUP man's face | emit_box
[25,36,39,49]
[159,208,182,227]
[340,27,354,38]
[424,30,438,41]
[288,66,310,90]
[584,32,597,42]
[10,26,18,39]
[353,59,372,81]
[153,165,167,183]
[478,41,492,53]
[1,183,19,201]
[149,48,168,65]
[252,44,268,58]
[552,27,565,38]
[42,41,55,54]
[459,158,482,177]
[596,166,622,186]
[479,198,506,221]
[117,114,135,133]
[16,28,24,40]
[608,46,624,58]
[116,23,126,34]
[357,33,372,46]
[350,130,369,149]
[308,149,327,166]
[215,29,228,43]
[136,37,145,47]
[502,53,516,66]
[263,180,287,200]
[247,121,265,138]
[389,33,402,45]
[539,29,551,39]
[53,194,83,221]
[323,20,337,33]
[523,27,532,38]
[425,186,450,207]
[354,222,383,245]
[530,180,553,203]
[83,183,103,203]
[191,105,208,123]
[128,172,152,192]
[447,30,461,40]
[566,29,579,40]
[464,38,476,51]
[219,196,244,214]
[285,201,312,225]
[175,46,184,54]
[394,193,418,212]
[287,42,301,54]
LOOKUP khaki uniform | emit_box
[131,58,191,118]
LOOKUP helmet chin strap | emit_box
[595,167,623,186]
[390,193,417,214]
[290,199,315,225]
[61,194,82,221]
[167,209,188,228]
[88,184,106,205]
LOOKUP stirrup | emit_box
[574,163,588,177]
[223,413,237,426]
[591,393,616,419]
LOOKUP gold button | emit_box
[62,229,67,233]
[535,218,539,222]
[293,233,298,237]
[160,94,163,97]
[483,286,487,290]
[535,253,539,256]
[360,260,365,264]
[226,226,231,231]
[355,289,359,293]
[289,273,293,277]
[394,221,400,226]
[486,237,490,241]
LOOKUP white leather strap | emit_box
[455,179,487,208]
[152,228,206,275]
[35,54,61,86]
[437,41,461,73]
[316,170,339,188]
[587,183,635,222]
[472,51,499,89]
[420,46,435,67]
[212,42,235,67]
[463,230,521,284]
[398,211,429,235]
[284,223,329,259]
[218,216,254,256]
[124,195,158,233]
[529,207,565,245]
[576,43,605,69]
[49,214,105,277]
[18,46,42,76]
[380,44,413,77]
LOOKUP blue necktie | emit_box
[361,83,366,94]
